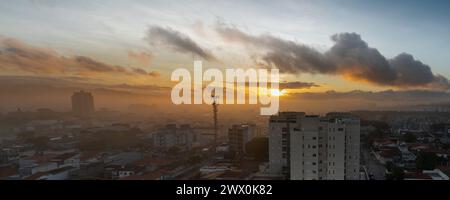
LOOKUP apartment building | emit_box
[269,112,360,180]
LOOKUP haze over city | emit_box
[1,0,450,113]
[1,0,450,183]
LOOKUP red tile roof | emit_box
[0,165,19,179]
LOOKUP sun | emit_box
[270,89,286,96]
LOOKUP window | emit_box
[313,137,317,140]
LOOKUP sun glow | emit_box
[270,89,286,96]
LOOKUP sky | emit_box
[1,0,450,111]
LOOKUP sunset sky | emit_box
[1,0,450,111]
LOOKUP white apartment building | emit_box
[269,112,360,180]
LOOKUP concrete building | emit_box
[0,148,19,164]
[228,124,257,156]
[269,112,360,180]
[153,124,197,150]
[71,90,95,117]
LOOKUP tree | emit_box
[385,161,404,180]
[403,133,417,143]
[385,161,394,172]
[416,152,439,170]
[167,146,181,156]
[386,167,405,180]
[442,143,450,150]
[188,155,202,164]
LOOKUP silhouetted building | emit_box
[71,91,94,117]
[228,124,256,157]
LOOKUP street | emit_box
[362,146,386,180]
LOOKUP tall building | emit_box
[228,124,257,157]
[269,112,360,180]
[71,90,95,117]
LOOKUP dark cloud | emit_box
[389,53,435,86]
[0,37,159,78]
[215,24,449,90]
[216,24,332,74]
[326,33,396,84]
[132,68,160,77]
[146,26,217,61]
[279,81,320,90]
[111,83,170,91]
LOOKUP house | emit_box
[404,169,449,180]
[104,164,145,179]
[374,147,402,164]
[0,164,19,180]
[25,166,76,180]
[19,153,59,177]
[50,152,80,168]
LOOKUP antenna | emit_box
[211,92,219,144]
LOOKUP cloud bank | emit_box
[0,37,159,78]
[279,81,320,90]
[215,24,449,90]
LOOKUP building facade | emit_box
[228,124,257,156]
[153,124,197,150]
[269,112,360,180]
